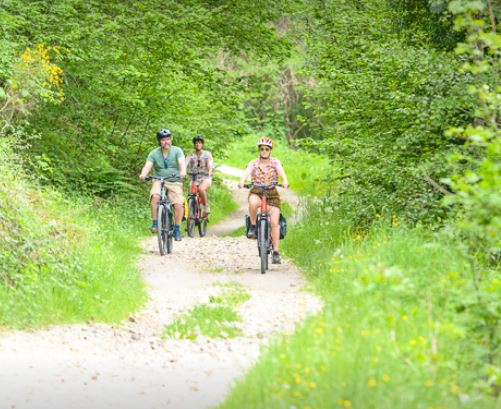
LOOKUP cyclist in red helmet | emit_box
[238,137,289,264]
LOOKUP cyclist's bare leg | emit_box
[248,194,262,225]
[150,194,160,220]
[199,180,210,210]
[173,204,184,225]
[269,206,280,252]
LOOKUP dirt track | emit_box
[0,166,322,409]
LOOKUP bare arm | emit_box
[178,156,187,179]
[276,162,289,188]
[238,163,254,188]
[208,152,214,177]
[139,161,153,179]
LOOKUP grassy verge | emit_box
[0,139,237,328]
[219,205,500,408]
[0,183,149,328]
[203,174,238,225]
[222,133,331,196]
[163,282,250,340]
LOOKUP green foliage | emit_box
[197,174,239,226]
[386,0,463,49]
[221,205,501,408]
[0,136,147,327]
[281,0,474,226]
[0,43,65,130]
[443,0,501,258]
[163,282,250,340]
[223,133,331,196]
[0,0,295,195]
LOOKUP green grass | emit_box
[163,304,242,340]
[0,186,149,328]
[1,138,149,328]
[219,205,501,409]
[222,133,331,196]
[229,225,247,237]
[0,140,238,329]
[202,174,238,225]
[163,282,250,340]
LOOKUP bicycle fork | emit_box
[257,213,271,254]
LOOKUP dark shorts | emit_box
[249,187,281,210]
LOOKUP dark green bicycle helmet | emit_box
[156,129,171,140]
[192,135,204,144]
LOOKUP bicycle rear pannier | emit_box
[279,213,287,240]
[245,214,250,236]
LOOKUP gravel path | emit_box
[0,166,322,409]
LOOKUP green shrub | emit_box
[0,138,147,327]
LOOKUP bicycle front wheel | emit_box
[198,215,208,237]
[166,207,173,254]
[258,218,269,274]
[157,204,167,255]
[187,197,197,238]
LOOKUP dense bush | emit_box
[0,136,148,327]
[282,0,475,226]
[0,0,294,195]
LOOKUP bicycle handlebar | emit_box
[243,183,283,189]
[145,175,181,182]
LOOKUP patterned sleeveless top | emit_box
[249,158,281,185]
[186,150,213,176]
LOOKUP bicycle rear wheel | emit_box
[258,218,268,274]
[187,197,197,238]
[157,204,167,255]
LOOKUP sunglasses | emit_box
[163,158,169,168]
[259,147,271,152]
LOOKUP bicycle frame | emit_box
[146,176,176,255]
[187,174,208,237]
[244,183,282,273]
[189,179,202,220]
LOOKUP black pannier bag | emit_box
[245,214,287,239]
[245,214,250,236]
[279,213,287,240]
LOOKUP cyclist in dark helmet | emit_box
[186,135,214,216]
[139,129,186,241]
